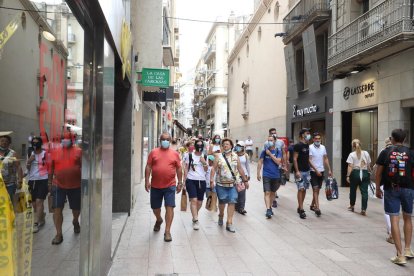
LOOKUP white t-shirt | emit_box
[184,153,206,181]
[27,151,49,181]
[346,151,371,170]
[245,139,253,150]
[238,154,250,176]
[309,144,327,172]
[212,145,221,153]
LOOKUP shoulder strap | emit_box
[222,153,237,181]
[188,153,194,171]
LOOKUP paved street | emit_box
[110,163,414,276]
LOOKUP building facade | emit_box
[228,0,288,158]
[282,0,334,163]
[328,0,414,186]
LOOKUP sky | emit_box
[175,0,254,83]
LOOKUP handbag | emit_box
[222,153,245,192]
[325,177,339,200]
[180,189,187,211]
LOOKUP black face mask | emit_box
[32,142,42,149]
[195,143,204,152]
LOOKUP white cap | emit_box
[237,141,245,147]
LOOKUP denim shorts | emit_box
[263,177,281,192]
[296,171,310,190]
[384,188,414,216]
[52,186,81,210]
[216,185,238,204]
[186,179,206,201]
[150,186,176,209]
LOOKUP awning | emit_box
[173,119,188,134]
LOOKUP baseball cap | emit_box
[236,141,245,147]
[207,155,215,161]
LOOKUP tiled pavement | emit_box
[110,163,414,276]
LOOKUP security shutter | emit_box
[302,25,320,93]
[284,43,298,99]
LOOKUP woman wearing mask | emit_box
[183,140,208,230]
[26,136,49,233]
[346,139,371,215]
[234,141,250,215]
[210,138,249,232]
[209,134,222,155]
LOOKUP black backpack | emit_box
[386,145,412,186]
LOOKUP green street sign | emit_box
[138,68,170,87]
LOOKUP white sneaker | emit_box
[192,220,200,230]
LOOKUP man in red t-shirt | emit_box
[48,133,81,245]
[145,132,183,242]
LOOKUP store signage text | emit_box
[293,104,319,118]
[343,82,375,100]
[138,68,170,87]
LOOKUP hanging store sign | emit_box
[343,82,375,100]
[138,68,170,87]
[292,96,326,119]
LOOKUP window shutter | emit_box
[302,25,320,93]
[284,43,298,99]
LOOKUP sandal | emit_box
[360,210,366,216]
[347,206,354,212]
[153,219,163,232]
[51,235,63,245]
[240,209,247,215]
[310,205,316,211]
[73,221,81,234]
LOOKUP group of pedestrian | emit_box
[0,130,82,246]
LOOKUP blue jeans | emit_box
[384,188,414,216]
[6,183,16,202]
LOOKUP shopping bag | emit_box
[180,189,187,211]
[205,191,218,212]
[280,169,287,185]
[325,177,339,200]
[368,181,376,198]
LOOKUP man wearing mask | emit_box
[145,132,183,242]
[49,132,82,244]
[245,136,254,162]
[183,139,208,230]
[0,131,23,204]
[309,133,332,217]
[268,128,287,205]
[293,128,312,219]
[257,135,282,219]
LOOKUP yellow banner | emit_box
[0,12,22,52]
[0,162,16,276]
[15,179,33,276]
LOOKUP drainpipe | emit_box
[330,0,337,34]
[411,0,414,20]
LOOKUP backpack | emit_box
[386,146,412,186]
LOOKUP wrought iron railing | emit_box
[328,0,414,69]
[283,0,330,35]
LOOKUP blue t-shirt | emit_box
[260,148,282,179]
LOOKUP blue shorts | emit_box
[296,171,310,190]
[150,186,176,209]
[52,186,81,210]
[384,188,414,216]
[216,185,238,204]
[186,179,206,201]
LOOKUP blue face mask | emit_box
[314,141,321,147]
[0,146,7,151]
[235,146,242,152]
[161,140,170,149]
[305,134,312,141]
[215,138,221,144]
[267,141,274,148]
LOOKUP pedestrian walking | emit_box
[183,139,208,230]
[376,138,393,243]
[208,134,222,154]
[210,138,249,233]
[0,131,23,205]
[309,133,332,217]
[257,135,282,219]
[293,128,312,219]
[268,128,288,205]
[245,136,254,162]
[375,129,414,265]
[346,139,371,215]
[49,132,82,245]
[287,139,294,178]
[26,136,49,233]
[235,141,250,215]
[145,132,183,242]
[205,155,215,195]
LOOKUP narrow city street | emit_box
[110,163,414,276]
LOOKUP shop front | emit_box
[286,82,334,163]
[332,48,414,187]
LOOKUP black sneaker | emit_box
[299,209,306,219]
[297,208,300,214]
[272,200,278,208]
[315,209,321,217]
[266,209,272,219]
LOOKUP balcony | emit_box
[68,33,76,43]
[328,0,414,74]
[283,0,331,44]
[202,87,226,103]
[204,44,216,62]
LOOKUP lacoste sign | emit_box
[343,82,375,100]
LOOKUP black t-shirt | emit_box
[376,145,414,190]
[288,145,294,163]
[294,142,310,172]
